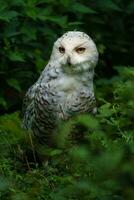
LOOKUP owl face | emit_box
[50,31,98,71]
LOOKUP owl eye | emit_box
[76,47,86,54]
[59,47,65,54]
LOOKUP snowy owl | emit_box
[22,31,98,142]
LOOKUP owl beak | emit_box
[67,56,71,66]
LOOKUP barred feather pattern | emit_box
[22,31,98,142]
[22,66,96,141]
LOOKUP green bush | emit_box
[0,0,134,112]
[0,67,134,200]
[0,0,134,199]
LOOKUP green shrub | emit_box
[0,67,134,200]
[0,0,134,199]
[0,0,134,112]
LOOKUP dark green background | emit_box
[0,1,134,200]
[0,0,134,114]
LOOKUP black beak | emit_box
[67,56,71,66]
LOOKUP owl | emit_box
[22,31,98,142]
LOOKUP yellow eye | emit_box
[76,47,86,54]
[59,47,65,54]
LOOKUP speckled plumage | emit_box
[22,31,98,141]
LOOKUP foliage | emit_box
[0,0,134,112]
[0,0,134,199]
[0,67,134,200]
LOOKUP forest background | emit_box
[0,0,134,199]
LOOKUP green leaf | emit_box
[127,2,134,13]
[34,49,45,72]
[0,97,7,108]
[76,114,100,129]
[59,0,70,7]
[4,23,20,38]
[96,0,122,11]
[69,146,89,162]
[72,3,96,14]
[11,192,30,200]
[0,10,19,22]
[36,7,53,21]
[45,16,68,28]
[25,7,38,20]
[0,176,9,191]
[7,78,21,92]
[8,0,26,7]
[49,149,63,156]
[21,25,37,40]
[68,21,84,26]
[98,102,115,117]
[0,112,24,143]
[8,51,25,62]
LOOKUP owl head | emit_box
[50,31,98,72]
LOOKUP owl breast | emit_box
[22,66,96,141]
[41,71,95,119]
[50,75,82,93]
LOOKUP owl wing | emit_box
[22,63,59,129]
[22,82,39,129]
[65,91,97,117]
[22,84,37,115]
[22,67,47,128]
[79,91,97,114]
